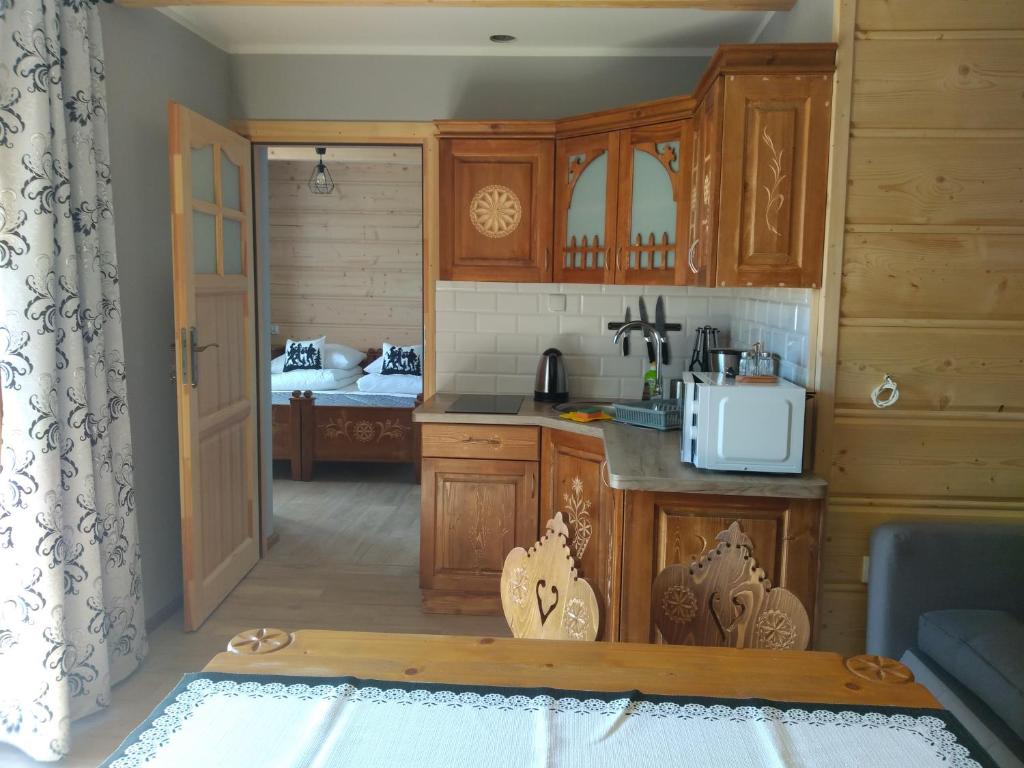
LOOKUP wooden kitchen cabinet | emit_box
[714,74,832,288]
[539,429,623,640]
[553,122,693,286]
[553,131,620,284]
[438,137,554,282]
[619,491,822,644]
[688,80,722,288]
[420,456,539,614]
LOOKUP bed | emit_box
[270,348,421,482]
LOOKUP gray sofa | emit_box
[867,522,1024,766]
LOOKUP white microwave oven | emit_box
[679,373,806,474]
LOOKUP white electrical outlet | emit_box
[270,324,280,335]
[861,555,870,584]
[548,294,567,312]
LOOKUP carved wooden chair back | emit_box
[652,521,810,650]
[500,513,600,641]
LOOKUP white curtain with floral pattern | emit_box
[0,0,147,760]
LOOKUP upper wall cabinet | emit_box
[439,137,554,282]
[554,122,693,286]
[436,44,836,288]
[715,74,832,288]
[554,132,619,284]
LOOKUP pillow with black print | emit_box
[282,336,325,373]
[380,342,422,376]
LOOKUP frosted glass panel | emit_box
[221,150,241,211]
[193,210,217,273]
[630,148,677,246]
[223,217,242,274]
[191,145,215,203]
[566,152,607,246]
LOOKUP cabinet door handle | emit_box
[687,239,700,275]
[616,248,622,272]
[463,436,500,446]
[529,471,536,499]
[600,460,611,489]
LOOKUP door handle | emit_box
[189,326,219,388]
[687,239,700,274]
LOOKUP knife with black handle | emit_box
[655,295,669,364]
[637,297,655,363]
[622,307,631,356]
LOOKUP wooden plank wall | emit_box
[817,0,1024,654]
[268,146,423,351]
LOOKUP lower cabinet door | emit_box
[540,429,623,640]
[420,457,539,614]
[619,491,821,644]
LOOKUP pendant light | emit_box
[308,147,335,195]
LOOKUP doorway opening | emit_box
[255,143,424,564]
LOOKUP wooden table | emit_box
[206,628,936,709]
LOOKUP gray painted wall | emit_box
[100,4,232,622]
[229,54,709,120]
[756,0,833,43]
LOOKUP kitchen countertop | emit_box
[414,395,828,500]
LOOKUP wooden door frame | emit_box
[233,120,438,552]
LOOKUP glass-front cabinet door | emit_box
[554,133,620,283]
[614,121,693,285]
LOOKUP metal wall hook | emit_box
[871,373,900,409]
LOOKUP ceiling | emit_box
[160,7,774,56]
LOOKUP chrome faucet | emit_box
[612,321,664,398]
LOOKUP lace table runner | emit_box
[101,672,993,768]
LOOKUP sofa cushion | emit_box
[918,609,1024,741]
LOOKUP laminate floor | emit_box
[0,462,507,767]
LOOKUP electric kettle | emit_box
[534,348,569,403]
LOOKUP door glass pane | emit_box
[630,146,678,272]
[223,217,243,275]
[193,210,217,273]
[221,149,241,211]
[566,152,607,270]
[191,145,215,203]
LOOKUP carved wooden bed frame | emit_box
[270,348,422,482]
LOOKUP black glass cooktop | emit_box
[445,395,524,415]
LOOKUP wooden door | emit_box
[716,74,832,288]
[420,457,539,613]
[539,430,622,640]
[613,121,693,285]
[619,491,821,644]
[439,138,553,282]
[169,103,259,630]
[553,132,619,284]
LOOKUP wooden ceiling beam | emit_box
[118,0,794,10]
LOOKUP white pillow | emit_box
[356,373,422,396]
[271,367,362,392]
[283,336,326,372]
[270,353,286,375]
[380,342,423,376]
[363,356,384,375]
[324,342,365,370]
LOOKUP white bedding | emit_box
[356,373,422,396]
[270,367,362,392]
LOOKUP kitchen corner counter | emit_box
[414,395,827,500]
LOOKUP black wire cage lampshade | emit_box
[308,146,335,195]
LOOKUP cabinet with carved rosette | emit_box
[438,137,554,282]
[539,429,623,640]
[714,74,832,288]
[618,491,822,644]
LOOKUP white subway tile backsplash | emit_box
[497,335,539,354]
[433,281,813,396]
[476,314,517,334]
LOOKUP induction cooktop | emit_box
[445,395,524,415]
